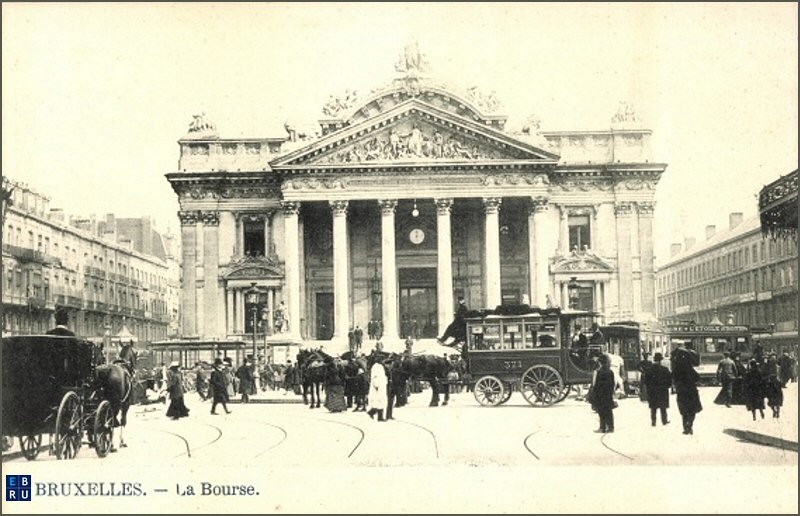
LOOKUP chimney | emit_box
[705,225,716,240]
[48,208,65,223]
[729,212,743,230]
[670,243,682,257]
[684,236,696,251]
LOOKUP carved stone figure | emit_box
[188,113,217,135]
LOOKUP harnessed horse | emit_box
[94,342,136,451]
[297,349,328,408]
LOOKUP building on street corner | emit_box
[167,44,668,352]
[1,176,181,343]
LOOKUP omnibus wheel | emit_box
[93,401,114,458]
[473,376,505,406]
[555,384,572,403]
[54,391,82,460]
[19,434,42,461]
[521,365,564,407]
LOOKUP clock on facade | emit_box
[409,228,425,245]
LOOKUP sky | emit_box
[2,3,797,264]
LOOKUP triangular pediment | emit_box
[270,99,559,168]
[551,250,614,273]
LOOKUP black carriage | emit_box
[465,307,604,407]
[1,335,114,460]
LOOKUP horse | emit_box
[366,351,453,407]
[296,349,328,409]
[94,342,136,451]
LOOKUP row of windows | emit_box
[2,312,169,340]
[680,298,798,328]
[659,261,797,315]
[5,223,169,290]
[658,237,796,291]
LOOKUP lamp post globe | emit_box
[567,276,580,310]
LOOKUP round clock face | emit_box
[409,228,425,245]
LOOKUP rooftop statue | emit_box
[394,40,430,77]
[611,101,640,124]
[466,86,502,113]
[187,112,217,135]
[322,89,359,118]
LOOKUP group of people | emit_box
[715,348,793,420]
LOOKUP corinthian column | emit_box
[435,198,454,333]
[281,201,301,339]
[483,197,502,308]
[559,204,570,255]
[615,202,635,316]
[331,200,350,339]
[378,199,398,342]
[530,196,550,306]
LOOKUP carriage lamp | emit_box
[246,282,261,362]
[567,276,580,310]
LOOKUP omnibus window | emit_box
[502,323,521,350]
[481,324,501,350]
[705,338,716,353]
[536,323,559,348]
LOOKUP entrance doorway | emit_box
[399,268,437,338]
[315,292,334,340]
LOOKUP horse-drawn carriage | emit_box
[464,307,609,407]
[2,335,120,460]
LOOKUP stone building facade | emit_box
[1,176,178,341]
[168,47,667,350]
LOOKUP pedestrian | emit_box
[194,362,208,401]
[405,336,414,355]
[366,360,388,422]
[590,354,616,433]
[645,352,672,426]
[672,342,702,435]
[165,361,190,420]
[236,359,255,404]
[763,353,783,418]
[324,358,347,413]
[284,360,296,395]
[354,325,363,353]
[386,358,409,420]
[223,358,236,398]
[437,297,469,345]
[209,358,231,415]
[743,359,766,420]
[716,352,736,408]
[589,323,605,347]
[637,352,652,403]
[778,351,794,387]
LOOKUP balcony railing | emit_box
[3,244,47,264]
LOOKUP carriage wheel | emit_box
[54,391,82,460]
[93,401,114,458]
[520,365,564,407]
[19,435,42,461]
[473,376,505,406]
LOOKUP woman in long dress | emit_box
[165,362,190,420]
[324,359,347,413]
[366,361,388,422]
[743,359,766,421]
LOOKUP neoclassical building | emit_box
[167,46,667,350]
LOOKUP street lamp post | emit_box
[567,276,580,310]
[246,282,260,361]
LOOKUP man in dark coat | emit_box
[589,323,605,347]
[591,354,616,433]
[385,358,409,420]
[743,359,765,420]
[47,309,76,336]
[672,342,702,435]
[353,325,364,353]
[209,358,231,415]
[778,352,794,387]
[645,352,672,426]
[236,360,256,404]
[437,297,469,345]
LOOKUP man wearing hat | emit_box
[209,358,231,415]
[47,309,75,336]
[644,352,672,426]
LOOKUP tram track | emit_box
[522,430,541,460]
[600,433,634,461]
[276,413,365,458]
[223,417,288,458]
[394,418,440,459]
[139,426,193,458]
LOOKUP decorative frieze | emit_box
[434,198,453,216]
[199,211,220,226]
[281,178,348,192]
[555,179,614,192]
[483,173,549,187]
[482,197,502,215]
[636,201,656,216]
[236,211,273,223]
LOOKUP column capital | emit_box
[237,211,268,223]
[528,196,549,215]
[199,210,220,226]
[482,197,502,214]
[377,199,398,215]
[614,201,636,217]
[178,210,199,226]
[434,198,453,215]
[330,200,349,216]
[636,201,656,217]
[280,201,301,216]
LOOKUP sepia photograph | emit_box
[1,3,797,513]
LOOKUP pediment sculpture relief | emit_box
[310,120,518,165]
[551,247,614,273]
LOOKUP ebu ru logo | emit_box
[6,475,32,501]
